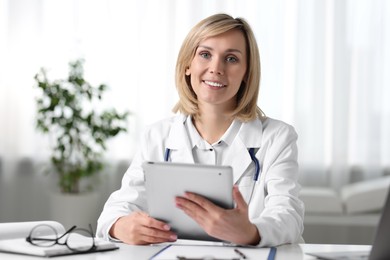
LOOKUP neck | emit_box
[193,106,234,144]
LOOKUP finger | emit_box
[176,196,204,215]
[139,236,174,245]
[136,212,177,243]
[138,212,171,231]
[175,196,209,224]
[183,192,220,212]
[233,185,248,210]
[137,233,174,245]
[140,226,177,243]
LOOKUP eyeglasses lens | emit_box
[66,228,94,252]
[30,225,57,247]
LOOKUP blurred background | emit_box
[0,0,389,244]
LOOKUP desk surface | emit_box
[0,243,372,259]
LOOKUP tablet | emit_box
[143,161,234,242]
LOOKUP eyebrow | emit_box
[198,45,243,54]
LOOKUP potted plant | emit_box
[33,59,129,228]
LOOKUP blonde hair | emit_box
[173,13,264,121]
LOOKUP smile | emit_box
[203,80,225,88]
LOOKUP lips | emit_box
[203,80,226,88]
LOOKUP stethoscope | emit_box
[164,147,261,204]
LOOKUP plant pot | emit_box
[49,192,101,232]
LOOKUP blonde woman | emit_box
[97,13,304,247]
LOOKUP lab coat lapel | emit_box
[225,140,252,183]
[165,115,194,163]
[223,119,263,183]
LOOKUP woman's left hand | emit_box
[175,185,260,245]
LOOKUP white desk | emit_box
[0,243,372,259]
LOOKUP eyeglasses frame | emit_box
[26,224,96,253]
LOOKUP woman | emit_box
[96,13,304,247]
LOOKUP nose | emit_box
[209,57,225,75]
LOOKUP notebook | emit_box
[143,161,234,242]
[306,187,390,260]
[0,221,118,257]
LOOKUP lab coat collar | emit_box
[165,114,264,182]
[237,118,263,148]
[170,115,263,146]
[187,116,242,149]
[223,118,263,183]
[165,114,195,163]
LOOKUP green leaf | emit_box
[33,58,130,194]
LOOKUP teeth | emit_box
[205,81,224,87]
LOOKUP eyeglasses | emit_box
[26,224,96,253]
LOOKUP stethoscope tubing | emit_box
[164,148,171,162]
[248,148,260,182]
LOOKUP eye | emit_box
[199,52,211,59]
[226,56,238,63]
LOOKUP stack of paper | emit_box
[0,234,118,257]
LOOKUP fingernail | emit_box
[170,234,177,240]
[164,225,170,230]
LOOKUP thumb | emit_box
[233,185,248,210]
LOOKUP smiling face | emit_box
[185,29,247,113]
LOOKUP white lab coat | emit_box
[96,114,304,247]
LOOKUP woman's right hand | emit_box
[109,211,177,245]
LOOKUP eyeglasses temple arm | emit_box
[57,225,77,240]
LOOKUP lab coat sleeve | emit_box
[255,123,304,247]
[96,129,152,240]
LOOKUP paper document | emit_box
[0,233,118,257]
[151,244,271,259]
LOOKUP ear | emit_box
[185,67,191,76]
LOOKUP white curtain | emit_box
[1,0,389,189]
